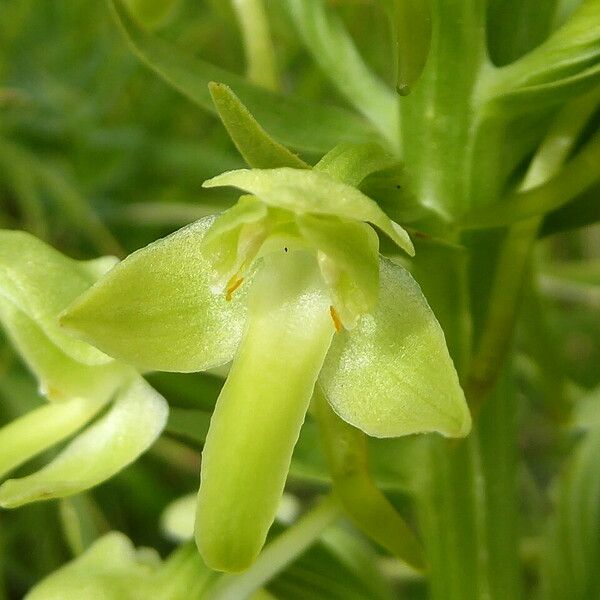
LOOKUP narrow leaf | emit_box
[110,0,378,152]
[540,429,600,599]
[209,82,309,169]
[285,0,398,148]
[319,257,471,438]
[462,133,600,229]
[541,181,600,235]
[486,0,600,112]
[392,0,432,95]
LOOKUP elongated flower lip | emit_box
[196,251,335,572]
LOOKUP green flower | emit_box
[62,164,471,572]
[25,532,212,600]
[0,231,168,508]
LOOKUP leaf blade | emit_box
[110,0,378,152]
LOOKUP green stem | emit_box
[232,0,279,91]
[466,90,600,411]
[466,217,539,413]
[314,388,425,571]
[462,132,600,229]
[207,495,340,600]
[399,0,490,218]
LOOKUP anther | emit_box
[225,276,244,301]
[329,306,343,332]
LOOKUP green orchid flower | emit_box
[25,532,214,600]
[61,160,471,571]
[0,231,168,508]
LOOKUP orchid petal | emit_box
[202,168,414,255]
[296,214,379,328]
[201,195,268,288]
[61,216,249,373]
[320,257,471,438]
[0,396,105,480]
[25,532,160,600]
[0,377,168,507]
[0,230,116,365]
[0,300,126,402]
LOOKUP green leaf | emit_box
[486,0,560,66]
[61,216,249,373]
[0,230,116,365]
[203,168,415,255]
[109,0,378,152]
[268,522,396,600]
[0,300,127,403]
[462,133,600,229]
[0,396,105,480]
[539,429,600,599]
[209,82,309,169]
[123,0,180,29]
[0,377,168,507]
[231,0,279,90]
[541,181,600,235]
[486,0,600,112]
[319,257,471,438]
[297,214,380,328]
[392,0,432,95]
[284,0,398,148]
[315,142,400,188]
[196,251,334,572]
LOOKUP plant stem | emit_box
[231,0,279,91]
[314,388,425,571]
[206,494,340,600]
[466,89,600,412]
[399,0,490,218]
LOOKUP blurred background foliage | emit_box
[0,0,598,598]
